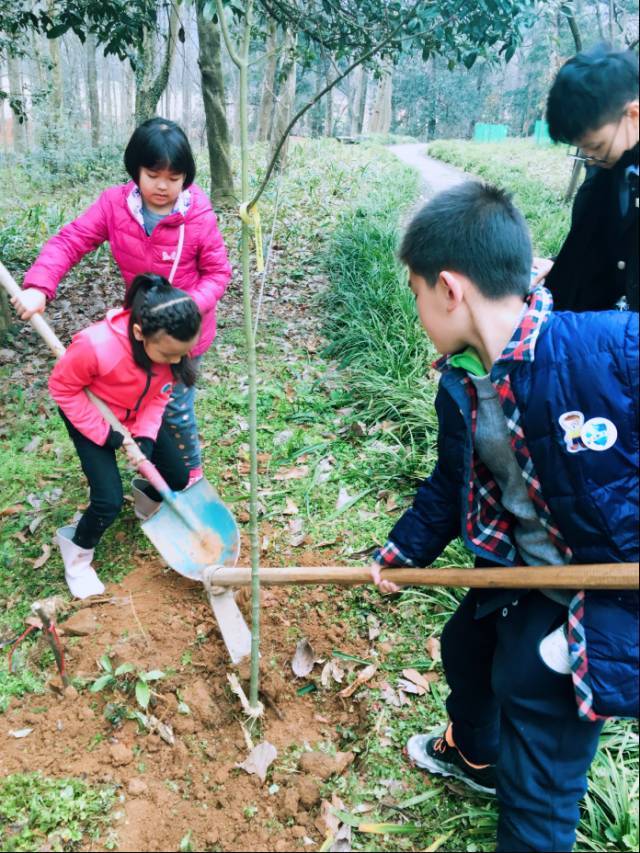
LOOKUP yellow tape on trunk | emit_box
[239,203,264,272]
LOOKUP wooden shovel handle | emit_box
[0,261,147,470]
[206,563,639,590]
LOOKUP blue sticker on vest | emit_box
[559,411,617,453]
[161,382,173,394]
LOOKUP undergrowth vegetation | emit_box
[428,138,574,257]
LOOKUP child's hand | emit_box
[369,561,401,595]
[11,288,46,320]
[531,257,554,285]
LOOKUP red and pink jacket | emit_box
[24,182,232,357]
[49,308,176,446]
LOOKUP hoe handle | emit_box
[0,261,154,474]
[206,563,639,590]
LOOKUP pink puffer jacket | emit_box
[49,308,176,445]
[24,182,232,357]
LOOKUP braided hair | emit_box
[124,273,201,386]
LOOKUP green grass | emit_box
[0,773,116,851]
[427,138,574,257]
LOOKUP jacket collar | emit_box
[126,183,192,228]
[434,286,554,376]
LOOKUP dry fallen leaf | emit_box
[320,660,345,688]
[32,544,51,570]
[397,677,426,696]
[283,498,299,516]
[8,728,33,738]
[292,638,316,678]
[426,635,442,662]
[274,465,309,481]
[236,741,277,783]
[338,664,377,698]
[335,487,352,510]
[402,668,431,691]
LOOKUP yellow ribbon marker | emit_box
[239,202,264,272]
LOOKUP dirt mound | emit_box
[1,554,369,852]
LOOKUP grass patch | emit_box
[0,772,116,852]
[427,138,574,257]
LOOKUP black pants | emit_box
[61,413,189,549]
[442,590,603,851]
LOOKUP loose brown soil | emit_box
[2,552,371,852]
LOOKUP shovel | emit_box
[0,261,251,663]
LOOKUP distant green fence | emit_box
[534,119,552,145]
[473,123,509,142]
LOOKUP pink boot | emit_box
[187,466,204,487]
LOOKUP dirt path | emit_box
[389,143,469,198]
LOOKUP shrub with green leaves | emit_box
[89,654,165,711]
[0,773,115,852]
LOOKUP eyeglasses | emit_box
[567,112,626,166]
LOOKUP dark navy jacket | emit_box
[387,309,639,719]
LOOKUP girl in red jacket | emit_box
[12,117,231,484]
[49,274,201,599]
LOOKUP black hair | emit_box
[547,44,639,144]
[124,273,201,386]
[123,117,196,187]
[399,182,532,299]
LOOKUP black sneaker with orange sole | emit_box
[406,726,496,795]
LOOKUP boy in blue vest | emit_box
[369,182,639,852]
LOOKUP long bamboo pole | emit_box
[205,563,639,590]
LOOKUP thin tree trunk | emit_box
[369,70,392,133]
[196,5,235,206]
[349,65,364,136]
[256,20,279,141]
[324,59,333,136]
[48,37,64,122]
[269,28,297,169]
[135,4,179,124]
[85,31,100,146]
[7,55,27,153]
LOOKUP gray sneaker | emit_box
[407,726,496,795]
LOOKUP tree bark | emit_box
[369,70,392,133]
[256,20,279,141]
[324,58,334,136]
[349,65,367,136]
[269,28,297,169]
[196,6,235,206]
[6,54,27,153]
[48,37,64,123]
[134,4,179,124]
[85,31,100,146]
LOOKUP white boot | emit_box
[131,477,161,521]
[56,526,105,600]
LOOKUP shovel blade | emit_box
[209,589,252,663]
[141,477,240,581]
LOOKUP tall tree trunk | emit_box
[196,6,235,206]
[269,28,297,169]
[48,37,64,123]
[182,49,191,133]
[256,20,279,141]
[7,54,27,153]
[369,70,392,133]
[85,31,100,146]
[135,4,179,124]
[324,58,333,136]
[348,65,365,136]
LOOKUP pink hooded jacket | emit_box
[24,182,231,357]
[49,308,176,446]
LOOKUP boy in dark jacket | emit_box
[370,182,639,852]
[535,45,638,312]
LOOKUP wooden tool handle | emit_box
[205,563,639,590]
[0,261,148,470]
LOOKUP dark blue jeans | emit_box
[442,590,603,852]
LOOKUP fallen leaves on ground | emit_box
[338,664,377,698]
[236,741,278,783]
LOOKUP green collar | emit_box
[448,346,487,377]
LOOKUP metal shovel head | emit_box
[141,477,240,581]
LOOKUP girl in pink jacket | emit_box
[50,274,201,599]
[13,117,232,483]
